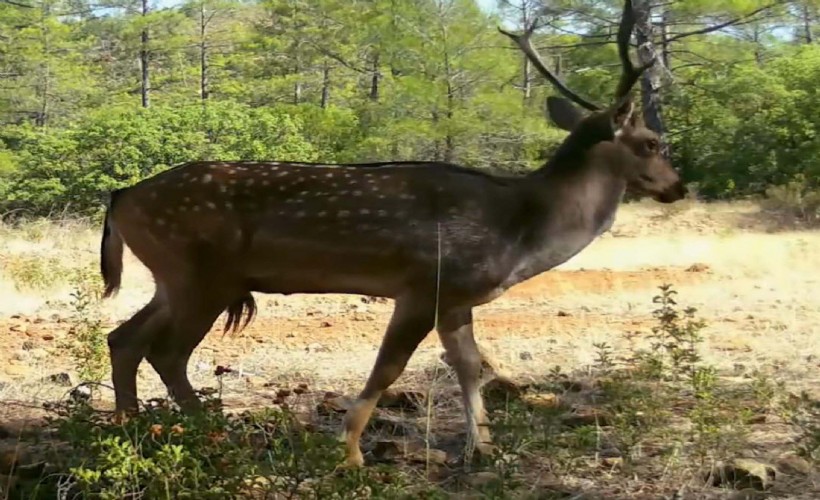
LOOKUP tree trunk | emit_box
[369,52,380,101]
[520,2,531,102]
[321,63,330,109]
[140,0,150,108]
[634,0,668,158]
[199,1,209,101]
[36,1,51,127]
[802,3,813,43]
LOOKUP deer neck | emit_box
[503,152,626,287]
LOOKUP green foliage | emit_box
[2,103,319,215]
[62,268,108,383]
[1,0,819,211]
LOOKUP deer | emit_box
[98,0,684,467]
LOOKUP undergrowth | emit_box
[1,284,816,499]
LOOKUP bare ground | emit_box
[1,199,819,497]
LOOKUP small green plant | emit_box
[61,268,107,383]
[4,253,72,291]
[632,284,707,383]
[23,393,430,499]
[780,391,820,464]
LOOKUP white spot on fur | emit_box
[202,174,213,183]
[339,210,350,217]
[360,209,370,215]
[206,202,216,209]
[247,179,255,186]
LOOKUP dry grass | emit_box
[1,199,820,398]
[1,199,819,498]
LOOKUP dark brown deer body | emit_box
[100,0,685,467]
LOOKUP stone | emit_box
[377,389,425,410]
[463,471,500,488]
[561,407,611,427]
[45,372,73,387]
[776,452,813,476]
[706,459,777,491]
[407,448,448,465]
[522,392,561,410]
[371,440,420,461]
[316,394,353,415]
[482,376,526,400]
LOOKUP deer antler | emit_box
[499,0,654,110]
[614,0,655,102]
[498,22,601,112]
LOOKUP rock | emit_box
[686,263,711,273]
[706,459,777,491]
[41,333,55,341]
[556,310,571,317]
[316,395,353,415]
[561,407,611,427]
[45,372,73,387]
[371,440,421,461]
[463,471,500,488]
[519,351,533,361]
[482,376,526,399]
[601,456,623,468]
[20,341,34,351]
[377,389,425,410]
[70,385,92,403]
[776,452,813,476]
[522,392,561,410]
[407,448,448,465]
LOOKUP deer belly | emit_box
[242,235,420,297]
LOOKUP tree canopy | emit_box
[0,0,817,215]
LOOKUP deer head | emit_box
[499,0,685,204]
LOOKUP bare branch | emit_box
[666,2,783,43]
[498,23,601,111]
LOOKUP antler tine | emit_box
[498,21,601,112]
[614,0,655,102]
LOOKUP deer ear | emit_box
[546,96,584,131]
[611,96,635,136]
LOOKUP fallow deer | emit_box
[99,0,684,467]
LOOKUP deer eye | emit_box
[646,139,659,152]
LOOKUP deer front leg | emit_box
[437,307,493,458]
[341,296,435,467]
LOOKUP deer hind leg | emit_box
[108,292,171,416]
[145,287,237,412]
[342,295,435,467]
[436,307,492,457]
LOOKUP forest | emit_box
[0,0,818,216]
